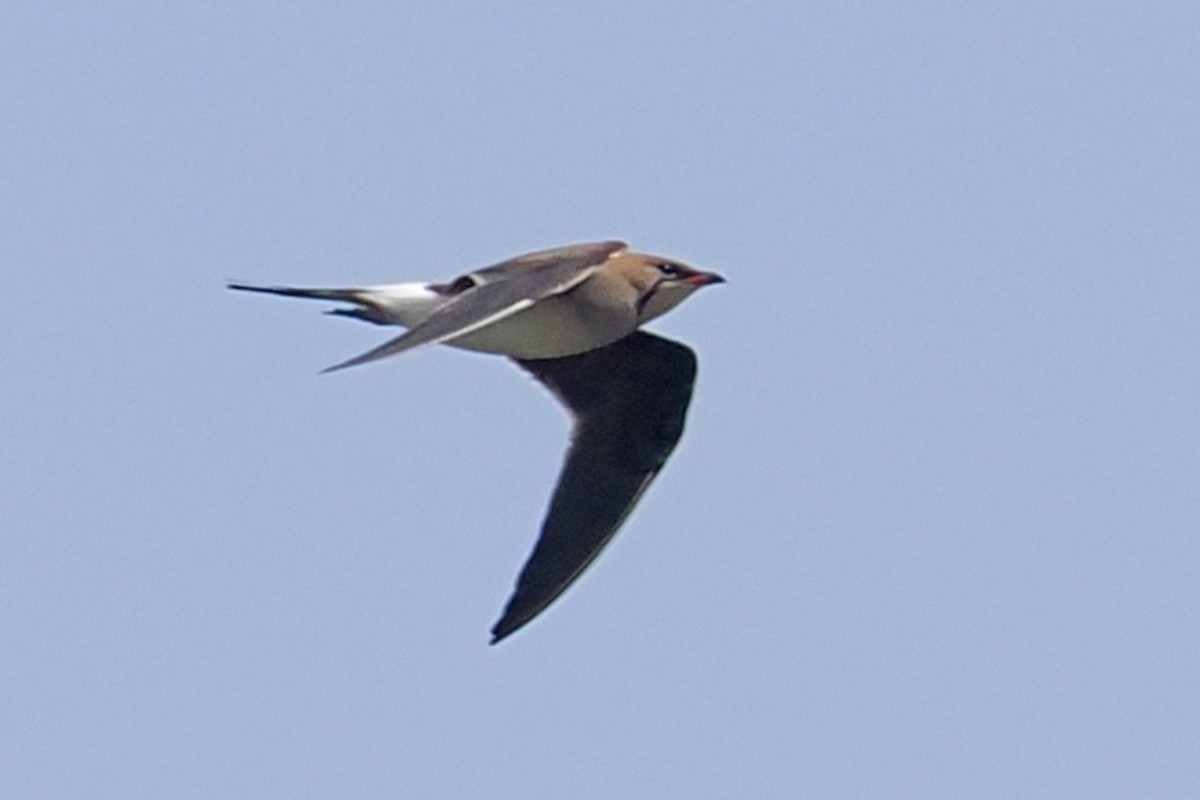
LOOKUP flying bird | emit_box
[229,241,723,643]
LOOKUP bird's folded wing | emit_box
[322,241,628,372]
[469,240,627,284]
[490,331,698,643]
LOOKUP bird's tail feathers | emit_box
[227,282,401,326]
[226,282,362,303]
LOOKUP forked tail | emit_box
[227,282,395,325]
[226,282,363,303]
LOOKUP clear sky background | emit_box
[4,3,1197,798]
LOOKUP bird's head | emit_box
[619,253,725,322]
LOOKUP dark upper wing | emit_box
[490,331,698,644]
[322,241,628,373]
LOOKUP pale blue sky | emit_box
[4,3,1198,797]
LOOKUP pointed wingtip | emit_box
[489,618,521,645]
[318,343,405,374]
[319,347,391,374]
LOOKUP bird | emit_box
[228,241,724,643]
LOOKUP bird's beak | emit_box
[685,271,726,287]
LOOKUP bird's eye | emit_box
[656,262,685,278]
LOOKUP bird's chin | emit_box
[639,285,694,322]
